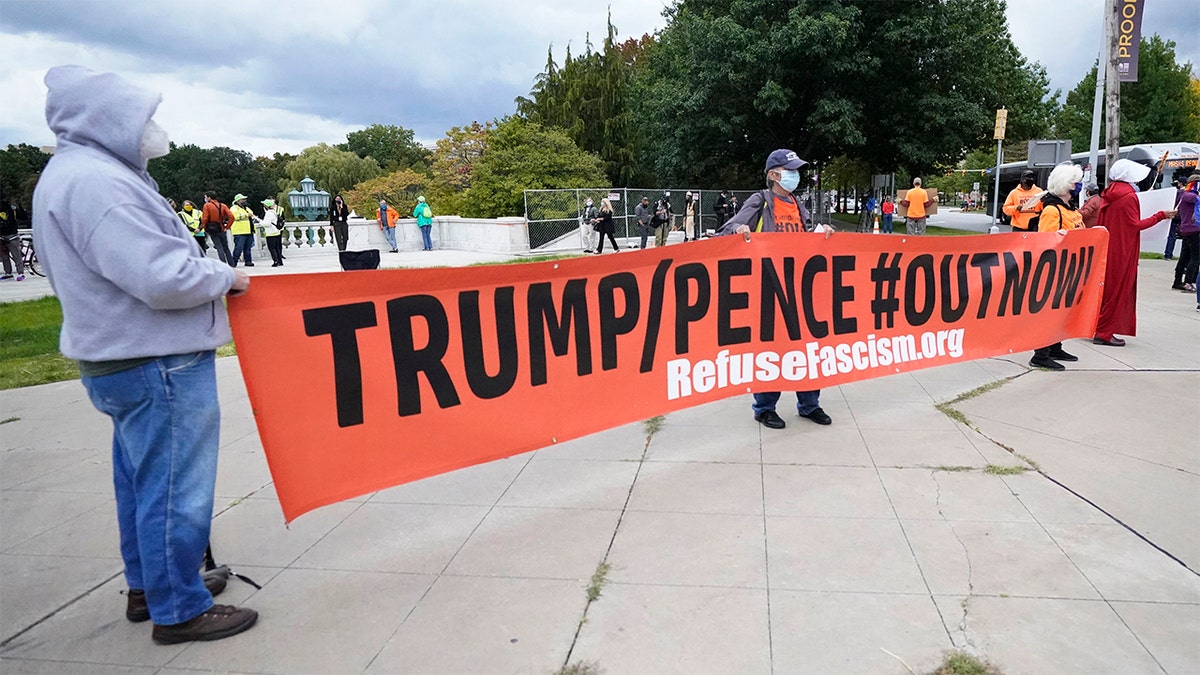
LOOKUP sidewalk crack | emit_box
[931,470,977,651]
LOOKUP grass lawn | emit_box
[0,296,79,390]
[0,296,239,390]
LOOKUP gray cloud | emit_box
[2,0,1193,154]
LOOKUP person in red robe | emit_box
[1093,159,1177,346]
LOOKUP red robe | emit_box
[1094,181,1167,337]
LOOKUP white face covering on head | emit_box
[140,120,170,161]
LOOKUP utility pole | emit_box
[991,108,1007,229]
[1087,45,1105,185]
[1104,0,1121,182]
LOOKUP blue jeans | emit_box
[753,390,821,417]
[383,226,397,251]
[420,225,432,251]
[882,214,893,233]
[82,351,220,625]
[232,234,254,265]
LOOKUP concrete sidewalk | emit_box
[1,256,1197,674]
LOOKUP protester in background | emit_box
[579,197,598,253]
[900,177,933,235]
[714,190,731,230]
[329,194,350,251]
[719,148,832,430]
[635,196,653,249]
[32,65,256,645]
[178,200,205,254]
[1170,173,1199,293]
[728,193,740,216]
[1003,169,1043,232]
[378,199,399,252]
[1079,184,1102,228]
[229,193,256,267]
[414,195,434,251]
[654,192,673,248]
[864,194,877,232]
[0,198,25,281]
[880,196,895,234]
[260,199,285,267]
[1164,178,1183,260]
[1093,158,1177,346]
[1030,163,1086,370]
[594,198,619,253]
[201,191,233,264]
[683,191,697,241]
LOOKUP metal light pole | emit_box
[991,108,1007,229]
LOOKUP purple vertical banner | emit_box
[1116,0,1145,82]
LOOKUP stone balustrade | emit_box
[251,216,530,256]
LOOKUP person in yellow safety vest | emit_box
[178,200,206,254]
[229,193,257,267]
[1003,169,1044,232]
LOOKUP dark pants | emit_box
[638,222,653,248]
[1034,342,1063,359]
[266,235,284,265]
[1174,232,1199,285]
[332,221,349,251]
[1164,221,1180,258]
[596,228,619,253]
[231,234,254,266]
[206,228,231,264]
[194,235,207,254]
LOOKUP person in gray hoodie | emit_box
[32,66,257,645]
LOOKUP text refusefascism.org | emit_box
[666,329,966,400]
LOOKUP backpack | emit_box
[421,205,432,219]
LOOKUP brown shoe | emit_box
[127,573,228,623]
[152,604,258,644]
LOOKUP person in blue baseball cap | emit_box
[718,148,833,429]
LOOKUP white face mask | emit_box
[140,120,170,161]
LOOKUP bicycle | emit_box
[20,234,44,277]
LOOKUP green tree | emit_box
[467,117,607,218]
[255,151,297,217]
[149,144,277,210]
[339,124,431,173]
[426,121,491,215]
[342,168,428,219]
[635,0,1055,185]
[823,155,871,212]
[0,143,51,210]
[516,16,652,185]
[1054,36,1200,148]
[284,143,382,198]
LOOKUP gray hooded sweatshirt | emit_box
[33,66,237,362]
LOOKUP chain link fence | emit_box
[524,187,836,251]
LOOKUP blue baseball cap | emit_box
[765,149,807,171]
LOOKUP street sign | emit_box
[993,109,1008,140]
[973,182,980,191]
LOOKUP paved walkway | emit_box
[1,239,1197,674]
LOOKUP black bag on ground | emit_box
[339,249,380,271]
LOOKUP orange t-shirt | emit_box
[1037,202,1083,232]
[771,194,805,233]
[905,187,929,219]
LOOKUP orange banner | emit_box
[228,230,1108,521]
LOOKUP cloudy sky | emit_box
[1,0,1195,156]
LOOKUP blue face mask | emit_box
[1069,182,1082,197]
[778,169,800,192]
